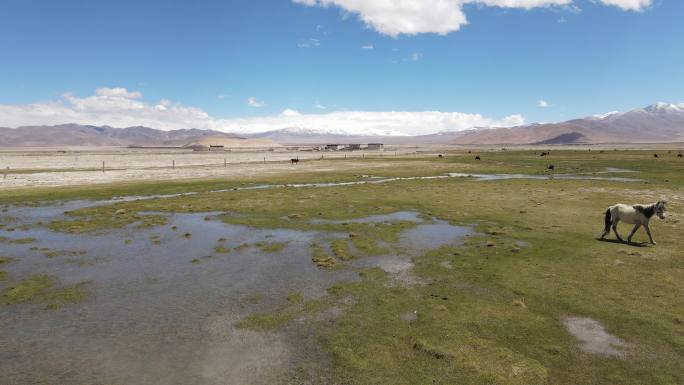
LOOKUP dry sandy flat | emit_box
[2,143,677,189]
[0,147,439,189]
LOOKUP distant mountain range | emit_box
[244,103,684,145]
[0,124,279,147]
[442,103,684,145]
[1,103,683,146]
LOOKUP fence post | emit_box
[102,161,105,173]
[224,158,227,167]
[172,160,175,169]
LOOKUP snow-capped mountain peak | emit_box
[642,102,684,113]
[591,111,620,120]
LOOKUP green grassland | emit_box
[1,149,683,384]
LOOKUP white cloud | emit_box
[599,0,651,11]
[95,87,142,99]
[314,101,327,109]
[297,37,321,48]
[0,87,524,136]
[281,108,302,116]
[361,44,374,49]
[410,52,422,61]
[247,97,265,108]
[293,0,469,36]
[537,100,550,108]
[293,0,649,36]
[221,110,525,136]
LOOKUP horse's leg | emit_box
[612,219,623,242]
[627,224,640,243]
[644,223,656,245]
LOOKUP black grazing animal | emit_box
[540,152,549,157]
[548,164,555,171]
[475,156,481,160]
[654,154,659,158]
[290,158,300,165]
[438,154,443,158]
[678,153,683,158]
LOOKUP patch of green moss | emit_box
[0,256,16,264]
[49,210,167,234]
[214,245,230,254]
[287,292,304,304]
[312,243,336,268]
[331,239,354,261]
[44,250,61,258]
[256,241,287,253]
[245,293,263,304]
[235,312,294,331]
[1,274,54,303]
[42,282,89,309]
[8,237,36,244]
[1,274,88,309]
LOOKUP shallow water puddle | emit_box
[563,317,628,357]
[310,210,423,224]
[0,206,474,384]
[1,211,357,384]
[352,214,474,286]
[447,172,642,182]
[399,219,473,251]
[600,167,637,173]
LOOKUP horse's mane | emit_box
[633,203,656,218]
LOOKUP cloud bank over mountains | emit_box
[0,88,524,136]
[293,0,652,36]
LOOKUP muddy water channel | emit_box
[0,203,473,385]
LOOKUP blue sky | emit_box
[0,0,681,134]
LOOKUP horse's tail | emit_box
[604,208,612,233]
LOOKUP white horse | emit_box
[601,201,667,244]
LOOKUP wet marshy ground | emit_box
[0,202,473,385]
[2,154,683,384]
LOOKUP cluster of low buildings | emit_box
[323,143,384,151]
[188,143,385,152]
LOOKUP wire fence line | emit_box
[0,149,435,174]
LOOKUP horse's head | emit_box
[655,200,667,219]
